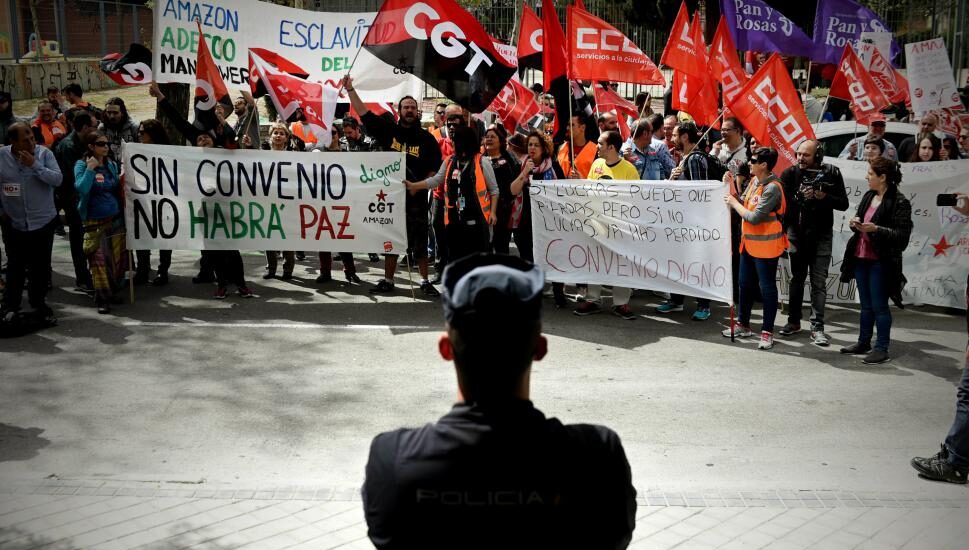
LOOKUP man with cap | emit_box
[362,254,636,549]
[838,118,897,161]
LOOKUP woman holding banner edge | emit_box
[721,147,787,351]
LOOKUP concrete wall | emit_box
[0,59,119,100]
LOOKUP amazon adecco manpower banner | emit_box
[152,0,419,101]
[529,179,734,304]
[122,144,407,254]
[780,159,969,310]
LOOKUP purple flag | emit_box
[719,0,815,58]
[812,0,899,65]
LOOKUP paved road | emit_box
[1,240,967,548]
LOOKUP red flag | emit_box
[672,16,719,128]
[710,17,748,107]
[659,2,700,76]
[517,4,543,71]
[362,0,515,113]
[829,44,891,126]
[490,78,543,133]
[728,54,815,174]
[593,84,637,140]
[249,50,338,147]
[567,6,664,85]
[194,22,230,117]
[867,47,908,105]
[542,0,568,88]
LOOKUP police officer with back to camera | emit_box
[778,139,849,346]
[362,254,637,549]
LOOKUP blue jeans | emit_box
[854,259,892,352]
[739,252,779,333]
[945,356,969,467]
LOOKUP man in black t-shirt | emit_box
[363,254,637,548]
[343,76,443,296]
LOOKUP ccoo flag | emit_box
[728,54,815,174]
[567,5,664,85]
[829,44,891,125]
[362,0,516,113]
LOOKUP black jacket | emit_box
[363,400,636,549]
[779,163,849,246]
[840,188,913,301]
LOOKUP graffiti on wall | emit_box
[0,60,118,100]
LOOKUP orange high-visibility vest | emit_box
[557,140,596,178]
[290,121,317,144]
[740,176,788,259]
[32,120,66,146]
[443,154,492,226]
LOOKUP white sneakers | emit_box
[758,331,774,350]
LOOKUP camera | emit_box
[796,169,833,201]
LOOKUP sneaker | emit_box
[862,349,890,364]
[280,272,293,280]
[295,252,306,261]
[840,342,872,355]
[262,272,276,280]
[429,274,442,285]
[96,303,111,315]
[721,322,754,338]
[612,304,636,320]
[213,287,228,300]
[370,279,395,294]
[316,273,333,283]
[758,331,774,350]
[778,323,802,336]
[691,308,711,321]
[911,445,969,484]
[369,253,381,262]
[655,301,684,314]
[237,286,255,298]
[345,271,362,284]
[420,281,440,297]
[573,301,602,316]
[151,273,169,286]
[811,330,831,346]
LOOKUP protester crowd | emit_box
[1,78,967,363]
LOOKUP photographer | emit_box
[778,140,849,346]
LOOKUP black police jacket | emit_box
[363,400,637,549]
[779,163,849,246]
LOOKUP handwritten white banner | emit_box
[780,159,969,309]
[122,144,407,254]
[529,179,734,304]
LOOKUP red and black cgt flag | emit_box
[247,47,309,98]
[100,43,152,86]
[363,0,516,113]
[193,22,232,132]
[517,4,543,71]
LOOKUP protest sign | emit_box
[122,144,407,254]
[858,31,894,66]
[905,38,962,116]
[529,179,733,304]
[152,0,418,102]
[779,159,969,310]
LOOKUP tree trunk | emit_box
[157,83,191,145]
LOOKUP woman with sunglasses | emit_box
[722,147,787,350]
[74,132,126,314]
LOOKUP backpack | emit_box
[685,150,726,182]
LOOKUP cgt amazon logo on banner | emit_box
[121,144,407,254]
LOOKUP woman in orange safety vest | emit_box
[722,147,788,351]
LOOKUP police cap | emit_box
[441,254,544,326]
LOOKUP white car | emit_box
[811,121,917,158]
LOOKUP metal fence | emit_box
[3,0,151,61]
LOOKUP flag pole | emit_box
[568,81,577,176]
[817,95,830,124]
[803,61,812,97]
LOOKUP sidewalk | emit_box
[2,479,967,549]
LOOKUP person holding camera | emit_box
[778,140,849,346]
